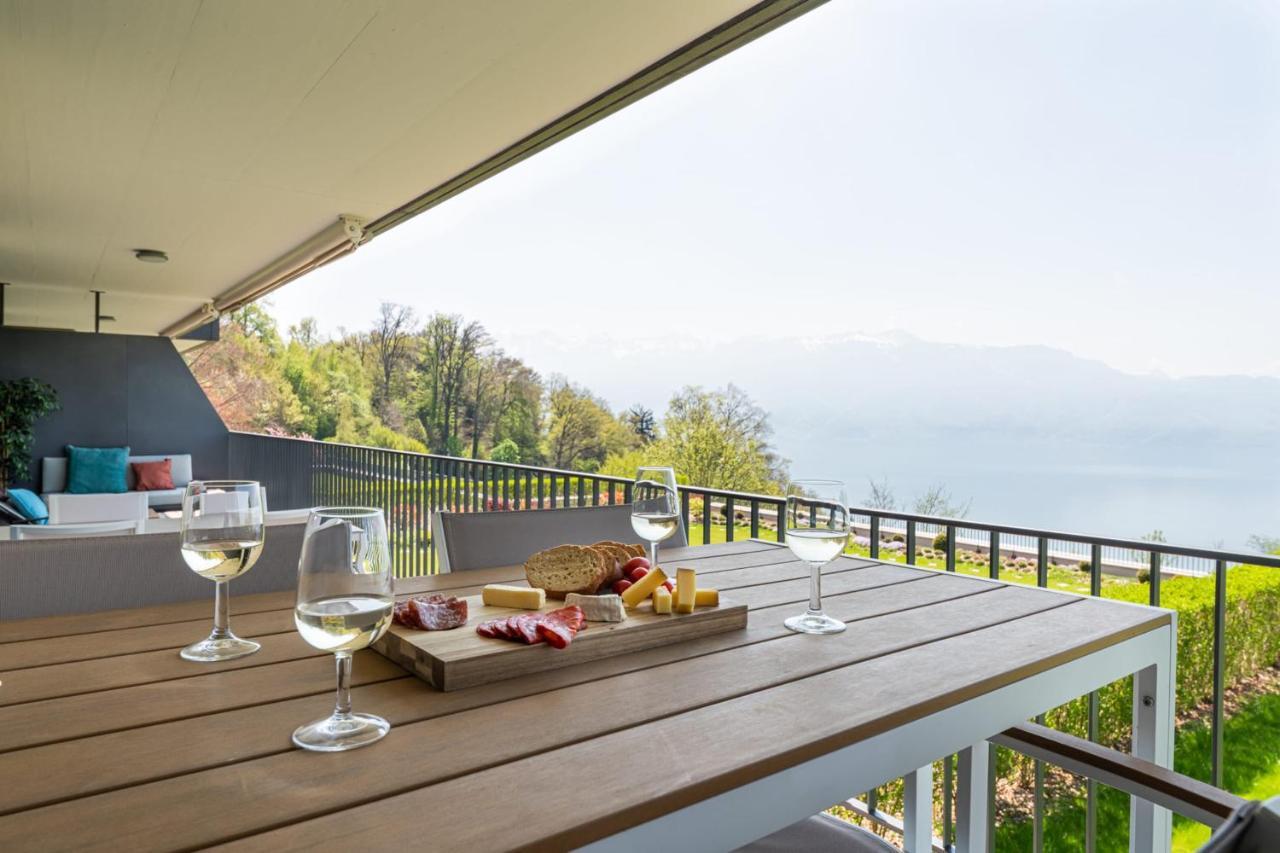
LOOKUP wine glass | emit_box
[292,507,395,752]
[783,480,850,635]
[179,480,265,662]
[631,466,680,568]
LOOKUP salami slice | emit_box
[536,619,574,649]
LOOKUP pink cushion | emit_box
[131,458,174,491]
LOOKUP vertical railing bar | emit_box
[990,530,1001,579]
[1149,551,1162,607]
[1090,542,1102,597]
[750,500,760,540]
[906,520,917,566]
[624,480,633,504]
[549,474,557,509]
[943,754,953,852]
[1212,558,1226,787]
[725,496,735,542]
[680,488,691,536]
[702,494,711,545]
[1036,537,1049,588]
[535,472,543,509]
[946,524,957,572]
[869,515,880,559]
[577,475,584,509]
[593,478,601,508]
[775,499,786,544]
[1033,712,1045,853]
[563,474,570,508]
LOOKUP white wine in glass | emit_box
[292,507,394,752]
[630,466,680,568]
[783,480,850,635]
[179,481,265,662]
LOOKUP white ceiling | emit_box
[0,0,757,335]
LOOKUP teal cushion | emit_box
[66,445,130,494]
[6,488,49,524]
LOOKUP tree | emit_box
[490,438,521,464]
[624,405,656,443]
[542,377,632,471]
[416,314,489,453]
[912,484,971,519]
[1247,534,1280,555]
[367,302,417,421]
[288,317,321,348]
[659,385,787,492]
[864,477,897,510]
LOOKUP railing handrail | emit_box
[230,430,1280,568]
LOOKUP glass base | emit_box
[785,611,846,635]
[179,634,261,662]
[293,712,390,752]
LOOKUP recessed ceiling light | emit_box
[134,249,168,264]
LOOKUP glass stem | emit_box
[334,652,353,718]
[649,540,659,569]
[212,581,230,639]
[809,562,823,614]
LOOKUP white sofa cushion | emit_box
[42,492,148,525]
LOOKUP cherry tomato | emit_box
[612,578,633,595]
[628,567,649,583]
[622,556,650,573]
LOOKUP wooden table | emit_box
[0,541,1175,853]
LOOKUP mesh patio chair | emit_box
[433,505,688,573]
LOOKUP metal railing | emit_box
[228,430,1280,850]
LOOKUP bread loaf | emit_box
[524,545,609,599]
[590,541,631,587]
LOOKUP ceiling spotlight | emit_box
[134,249,168,263]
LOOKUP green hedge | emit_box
[1041,563,1280,767]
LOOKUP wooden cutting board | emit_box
[372,594,748,691]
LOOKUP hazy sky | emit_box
[271,0,1280,379]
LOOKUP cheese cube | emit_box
[481,584,546,610]
[694,588,719,607]
[652,587,673,615]
[620,567,667,609]
[675,568,696,614]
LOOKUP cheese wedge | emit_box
[694,588,719,607]
[652,587,673,615]
[565,593,627,622]
[481,584,546,610]
[620,567,667,609]
[675,567,696,614]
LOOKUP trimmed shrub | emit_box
[933,530,949,551]
[1046,563,1280,749]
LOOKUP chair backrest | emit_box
[433,505,688,573]
[11,520,142,540]
[0,521,308,619]
[41,453,194,493]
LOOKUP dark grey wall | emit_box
[0,328,228,489]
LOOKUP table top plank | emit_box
[0,650,407,754]
[0,584,1076,851]
[0,542,778,646]
[0,556,883,702]
[215,599,1168,853]
[0,573,987,813]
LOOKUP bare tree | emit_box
[864,477,897,510]
[368,303,417,417]
[912,484,971,519]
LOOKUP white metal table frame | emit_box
[585,608,1176,853]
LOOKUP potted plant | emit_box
[0,378,59,498]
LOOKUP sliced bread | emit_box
[524,545,609,599]
[590,541,631,586]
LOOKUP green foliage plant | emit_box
[0,378,59,492]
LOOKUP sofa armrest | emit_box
[43,492,149,525]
